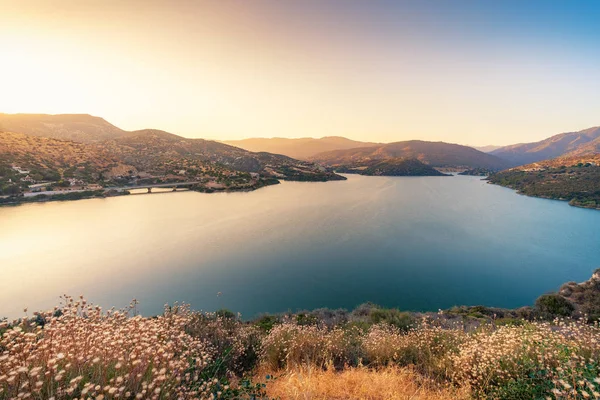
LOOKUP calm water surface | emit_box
[1,175,600,319]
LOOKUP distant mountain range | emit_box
[310,140,510,171]
[225,126,600,172]
[221,137,380,160]
[3,113,600,187]
[491,126,600,167]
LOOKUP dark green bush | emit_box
[535,294,575,319]
[369,308,415,331]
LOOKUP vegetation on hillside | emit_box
[488,162,600,209]
[335,158,449,176]
[458,168,498,176]
[0,128,345,204]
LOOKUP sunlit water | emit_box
[1,174,600,320]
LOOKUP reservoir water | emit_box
[1,174,599,319]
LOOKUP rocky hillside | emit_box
[488,154,600,210]
[0,132,124,193]
[0,115,346,199]
[491,126,600,167]
[222,136,381,160]
[311,140,509,170]
[105,129,341,178]
[559,269,600,320]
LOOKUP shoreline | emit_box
[486,180,600,211]
[0,175,348,206]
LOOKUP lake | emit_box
[1,174,600,320]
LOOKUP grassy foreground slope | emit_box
[3,270,600,399]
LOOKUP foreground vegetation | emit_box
[3,271,600,399]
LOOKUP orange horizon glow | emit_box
[1,0,600,146]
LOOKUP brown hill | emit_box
[0,131,120,170]
[221,136,380,160]
[491,126,600,167]
[488,153,600,210]
[311,140,509,170]
[0,124,344,192]
[336,158,449,176]
[105,129,342,179]
[0,113,126,143]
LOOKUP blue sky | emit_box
[1,0,599,144]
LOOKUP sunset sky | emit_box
[1,0,599,145]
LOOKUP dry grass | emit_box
[264,366,470,400]
[0,296,215,399]
[5,296,600,400]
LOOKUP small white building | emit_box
[12,166,30,174]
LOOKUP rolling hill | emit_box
[335,158,448,176]
[221,136,380,160]
[311,140,509,170]
[103,129,344,180]
[491,126,600,167]
[0,113,126,143]
[0,115,346,199]
[488,154,600,210]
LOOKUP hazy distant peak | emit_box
[473,145,502,153]
[221,136,380,160]
[492,125,600,167]
[311,139,509,170]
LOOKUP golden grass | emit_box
[263,366,470,400]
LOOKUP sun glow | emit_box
[0,36,84,114]
[1,0,600,144]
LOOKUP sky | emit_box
[1,0,600,145]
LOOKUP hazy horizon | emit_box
[2,0,600,145]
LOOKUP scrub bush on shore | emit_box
[4,292,600,398]
[0,297,265,400]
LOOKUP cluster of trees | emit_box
[458,168,498,176]
[276,165,346,181]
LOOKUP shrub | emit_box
[254,315,279,332]
[363,323,466,381]
[535,294,575,319]
[451,321,600,399]
[260,323,363,370]
[185,312,262,376]
[369,308,416,331]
